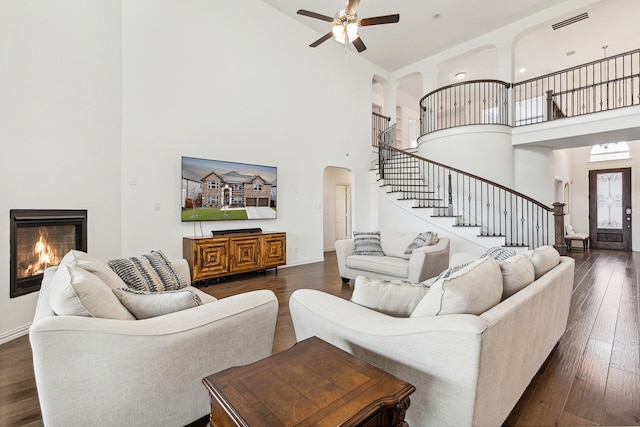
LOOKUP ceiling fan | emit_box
[297,0,400,53]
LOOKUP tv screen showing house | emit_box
[181,156,277,222]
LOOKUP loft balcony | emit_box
[416,48,640,146]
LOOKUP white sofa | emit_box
[29,252,278,427]
[335,229,450,284]
[290,247,575,427]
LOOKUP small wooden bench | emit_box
[565,234,590,251]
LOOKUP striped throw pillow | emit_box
[353,231,384,256]
[481,247,517,262]
[403,231,436,259]
[108,250,188,292]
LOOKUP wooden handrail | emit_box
[372,111,391,121]
[419,79,511,107]
[379,141,552,212]
[513,47,640,86]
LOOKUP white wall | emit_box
[0,1,122,342]
[119,0,381,266]
[513,145,555,206]
[0,0,385,339]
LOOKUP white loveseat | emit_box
[290,247,574,427]
[335,229,450,284]
[29,251,278,427]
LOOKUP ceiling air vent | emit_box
[552,12,589,30]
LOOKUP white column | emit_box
[495,39,514,126]
[513,146,555,206]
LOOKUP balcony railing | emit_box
[418,48,640,135]
[513,48,640,125]
[419,80,511,135]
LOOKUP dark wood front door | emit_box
[589,167,632,250]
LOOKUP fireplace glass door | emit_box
[10,209,87,297]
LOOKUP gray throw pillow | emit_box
[112,288,203,319]
[352,231,384,256]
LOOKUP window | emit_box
[233,196,243,205]
[234,184,243,190]
[596,172,623,229]
[590,142,630,162]
[208,196,218,205]
[253,183,262,191]
[208,181,219,189]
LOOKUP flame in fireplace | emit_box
[24,228,61,276]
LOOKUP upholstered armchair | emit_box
[335,229,450,284]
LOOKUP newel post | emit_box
[546,90,555,121]
[553,202,567,255]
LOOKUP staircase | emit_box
[375,125,553,250]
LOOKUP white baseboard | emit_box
[0,323,30,345]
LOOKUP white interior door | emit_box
[335,184,350,241]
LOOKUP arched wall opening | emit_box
[372,76,386,115]
[395,72,423,149]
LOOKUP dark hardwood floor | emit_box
[0,249,638,426]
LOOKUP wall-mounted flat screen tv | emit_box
[181,156,277,222]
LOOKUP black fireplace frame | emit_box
[10,209,87,298]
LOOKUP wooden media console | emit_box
[183,231,286,282]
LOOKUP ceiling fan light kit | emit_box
[297,0,399,53]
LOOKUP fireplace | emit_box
[10,209,87,298]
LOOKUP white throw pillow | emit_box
[60,250,126,290]
[112,287,203,319]
[410,256,503,317]
[379,229,418,258]
[49,264,135,320]
[500,254,535,300]
[522,246,560,279]
[186,286,218,304]
[351,276,430,317]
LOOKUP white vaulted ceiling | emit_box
[259,0,640,79]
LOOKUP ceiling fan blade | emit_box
[352,37,367,53]
[345,0,361,16]
[310,32,333,48]
[359,14,400,26]
[297,9,335,23]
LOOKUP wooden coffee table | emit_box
[202,336,415,427]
